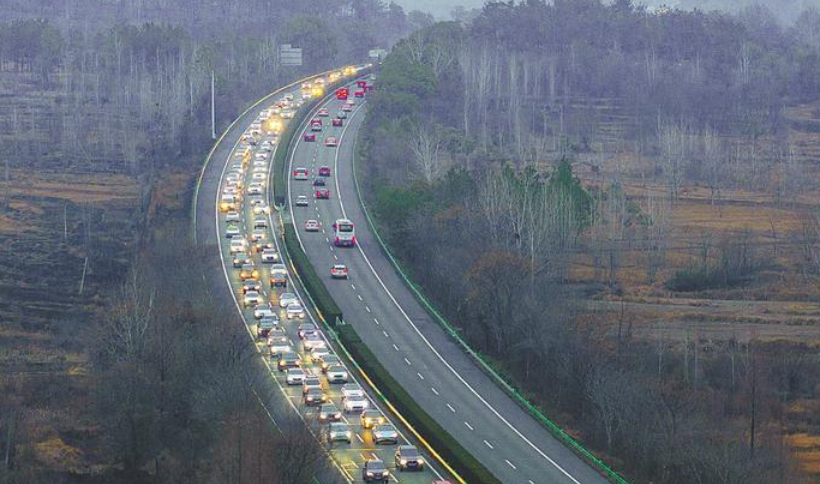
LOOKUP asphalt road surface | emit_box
[285,85,611,484]
[196,69,447,484]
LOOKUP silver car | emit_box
[279,292,299,308]
[327,422,352,443]
[326,365,348,384]
[372,424,399,445]
[286,303,306,319]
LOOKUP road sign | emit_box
[368,48,387,61]
[280,44,303,66]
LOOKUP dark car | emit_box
[318,166,331,177]
[362,459,389,483]
[332,118,343,127]
[395,445,425,471]
[313,177,326,187]
[303,133,316,142]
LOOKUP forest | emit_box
[359,1,820,483]
[0,1,427,482]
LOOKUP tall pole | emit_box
[211,70,216,139]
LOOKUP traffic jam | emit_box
[216,70,445,484]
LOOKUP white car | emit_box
[225,211,241,222]
[251,172,267,181]
[261,248,279,263]
[304,220,320,232]
[286,303,306,319]
[251,229,267,242]
[229,238,248,254]
[252,164,267,172]
[254,304,276,320]
[255,152,268,161]
[310,346,331,361]
[343,395,369,413]
[243,291,262,307]
[247,183,263,194]
[303,333,326,351]
[225,224,240,238]
[293,168,309,181]
[253,218,268,229]
[279,293,299,308]
[286,368,306,385]
[341,383,364,399]
[326,365,348,384]
[253,203,271,215]
[295,196,309,207]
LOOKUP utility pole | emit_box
[211,70,216,139]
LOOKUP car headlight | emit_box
[366,472,373,477]
[400,459,407,465]
[383,470,389,475]
[345,431,352,438]
[418,457,424,464]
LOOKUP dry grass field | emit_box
[567,100,820,480]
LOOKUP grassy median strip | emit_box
[281,222,502,484]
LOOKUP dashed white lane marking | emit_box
[373,318,379,325]
[404,358,412,366]
[528,480,536,484]
[351,284,356,290]
[392,344,399,351]
[417,372,425,380]
[505,459,517,470]
[431,387,439,396]
[382,330,389,338]
[325,237,330,242]
[357,294,363,301]
[365,306,371,313]
[464,421,474,430]
[446,403,456,413]
[356,434,364,443]
[484,440,494,449]
[333,254,338,260]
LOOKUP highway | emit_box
[285,83,612,484]
[195,69,448,484]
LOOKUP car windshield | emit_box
[400,447,419,457]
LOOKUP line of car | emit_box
[218,76,434,483]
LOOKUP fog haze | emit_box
[395,0,820,23]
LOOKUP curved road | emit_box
[285,86,611,484]
[196,69,448,483]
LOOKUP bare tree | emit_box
[406,120,444,183]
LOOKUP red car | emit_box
[318,166,331,177]
[324,137,338,147]
[332,118,343,127]
[315,189,330,199]
[317,108,329,117]
[354,90,364,98]
[356,80,367,88]
[303,133,316,142]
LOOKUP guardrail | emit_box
[351,137,633,484]
[279,220,501,484]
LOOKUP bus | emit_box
[336,87,349,100]
[332,219,355,247]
